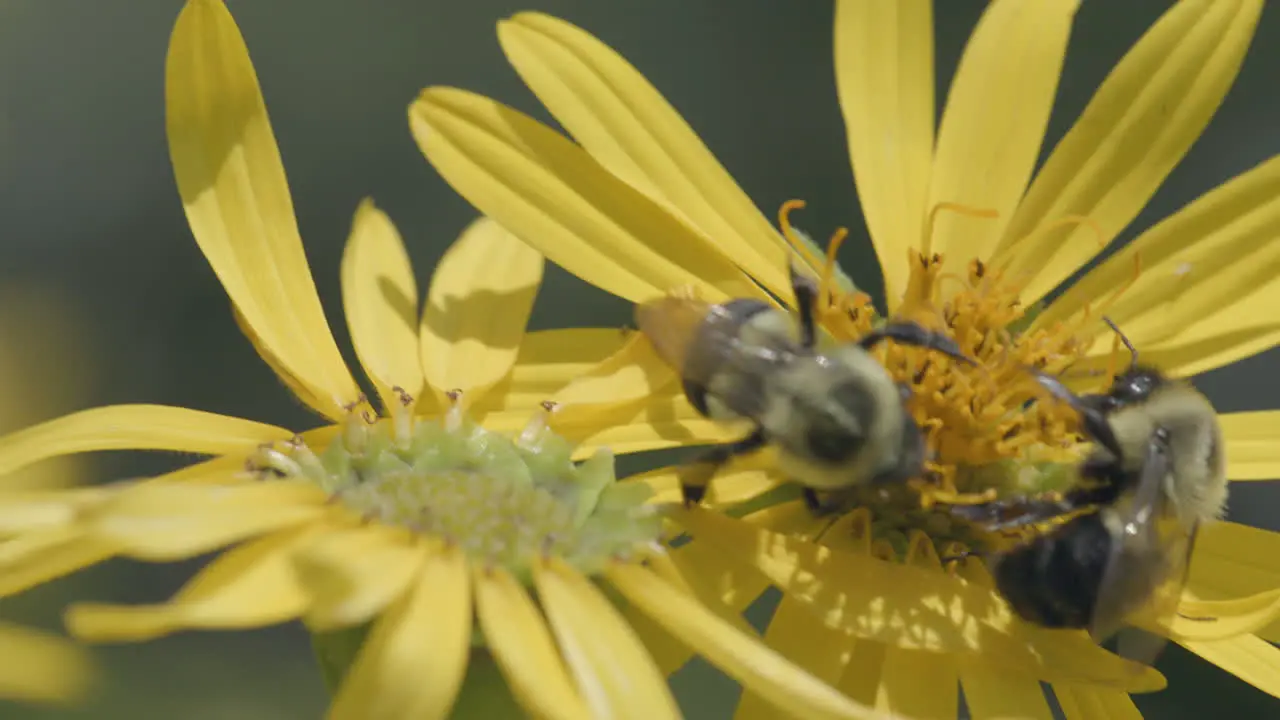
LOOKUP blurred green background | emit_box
[1,0,1278,717]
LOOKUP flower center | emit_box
[778,200,1140,553]
[247,392,662,580]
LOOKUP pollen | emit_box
[245,392,662,581]
[779,200,1140,532]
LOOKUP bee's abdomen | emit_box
[992,512,1111,629]
[684,299,773,420]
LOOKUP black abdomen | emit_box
[991,512,1112,629]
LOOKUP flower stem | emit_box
[451,648,524,718]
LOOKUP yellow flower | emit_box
[0,288,94,706]
[0,2,891,718]
[410,0,1280,714]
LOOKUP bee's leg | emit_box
[801,487,839,515]
[940,550,977,567]
[789,262,820,349]
[949,483,1121,532]
[1029,371,1124,460]
[858,321,975,366]
[679,428,768,506]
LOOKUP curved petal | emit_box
[534,558,681,720]
[410,87,760,305]
[88,481,326,561]
[834,0,934,304]
[998,0,1263,304]
[0,405,293,480]
[0,527,116,597]
[295,526,427,631]
[470,329,629,416]
[1052,686,1141,720]
[1182,634,1280,699]
[329,545,471,720]
[1222,411,1280,481]
[549,331,678,418]
[1187,521,1280,613]
[734,594,856,720]
[606,562,884,720]
[674,506,1164,691]
[1062,321,1280,384]
[1033,154,1280,346]
[1173,589,1280,641]
[498,13,790,298]
[341,199,426,415]
[65,524,319,641]
[167,0,358,418]
[420,217,542,404]
[0,624,92,704]
[473,565,589,720]
[962,664,1055,719]
[873,537,959,718]
[926,0,1078,267]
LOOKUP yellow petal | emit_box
[167,0,358,418]
[1053,686,1142,720]
[472,565,589,720]
[873,537,960,718]
[833,0,933,304]
[470,328,630,416]
[607,562,885,720]
[0,486,115,535]
[961,664,1054,720]
[0,404,292,480]
[295,525,427,631]
[329,545,471,720]
[66,524,319,641]
[1034,148,1280,341]
[1061,319,1280,384]
[926,0,1078,266]
[498,13,790,299]
[675,506,1164,691]
[534,558,681,720]
[0,623,92,704]
[1185,520,1280,640]
[89,481,326,560]
[420,216,542,403]
[1182,633,1280,699]
[1173,590,1280,641]
[341,199,426,415]
[998,0,1263,304]
[1223,411,1280,481]
[734,594,857,720]
[551,331,677,412]
[410,87,760,304]
[0,526,116,597]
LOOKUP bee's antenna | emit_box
[1101,316,1138,372]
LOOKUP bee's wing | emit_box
[635,295,786,388]
[1089,433,1187,668]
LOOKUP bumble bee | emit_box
[950,319,1225,661]
[636,263,974,511]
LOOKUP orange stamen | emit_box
[778,199,824,273]
[819,227,849,306]
[923,202,1000,257]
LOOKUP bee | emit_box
[950,319,1225,661]
[636,263,975,512]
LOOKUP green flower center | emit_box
[249,395,662,580]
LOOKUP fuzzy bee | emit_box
[951,319,1225,661]
[636,263,975,512]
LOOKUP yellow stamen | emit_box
[922,202,1000,258]
[777,199,824,274]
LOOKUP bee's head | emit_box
[1105,365,1167,407]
